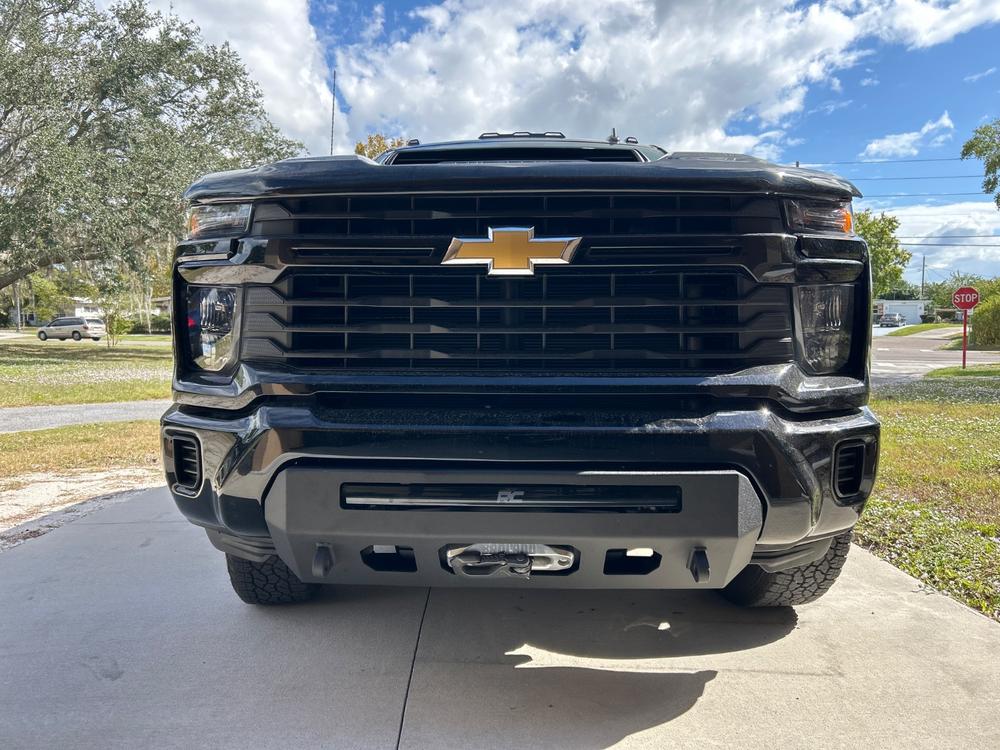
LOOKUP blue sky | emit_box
[152,0,1000,284]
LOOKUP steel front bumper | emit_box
[161,402,879,588]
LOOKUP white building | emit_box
[873,299,930,325]
[58,297,104,318]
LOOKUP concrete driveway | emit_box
[1,488,998,749]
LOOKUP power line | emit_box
[866,212,998,219]
[897,235,1000,239]
[898,242,1000,246]
[859,192,986,198]
[797,157,966,166]
[851,174,982,180]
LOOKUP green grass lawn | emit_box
[927,363,1000,377]
[0,340,173,407]
[0,421,161,490]
[859,379,1000,620]
[885,322,959,336]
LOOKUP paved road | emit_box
[0,400,170,434]
[1,488,997,749]
[871,326,1000,381]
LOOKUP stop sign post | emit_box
[952,286,980,369]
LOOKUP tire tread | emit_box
[225,554,318,605]
[722,532,852,607]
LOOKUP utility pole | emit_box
[329,69,336,156]
[920,255,925,299]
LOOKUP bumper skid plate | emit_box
[263,465,764,589]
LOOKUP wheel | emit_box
[721,532,852,607]
[225,554,319,605]
[92,337,101,341]
[37,331,47,341]
[72,331,81,341]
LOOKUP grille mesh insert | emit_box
[242,268,793,373]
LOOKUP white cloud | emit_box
[860,111,954,158]
[870,202,1000,281]
[964,66,997,83]
[857,0,1000,49]
[809,99,854,116]
[144,0,344,156]
[336,0,863,155]
[334,0,1000,159]
[362,4,385,43]
[139,0,1000,161]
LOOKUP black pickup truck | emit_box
[162,133,878,607]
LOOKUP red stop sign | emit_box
[953,286,980,310]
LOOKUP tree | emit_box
[882,278,919,300]
[970,296,1000,347]
[0,0,302,295]
[853,210,911,299]
[355,133,406,160]
[962,119,1000,209]
[925,273,1000,309]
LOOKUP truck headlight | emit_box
[795,284,854,374]
[186,286,238,372]
[184,203,252,239]
[785,199,853,234]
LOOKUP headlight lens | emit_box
[796,284,854,374]
[184,203,251,239]
[186,287,238,371]
[785,199,853,234]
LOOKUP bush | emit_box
[149,314,171,334]
[103,314,133,347]
[126,314,171,334]
[970,297,1000,347]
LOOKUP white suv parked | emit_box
[37,317,106,341]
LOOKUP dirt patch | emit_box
[0,468,163,551]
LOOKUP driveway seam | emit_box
[396,587,431,750]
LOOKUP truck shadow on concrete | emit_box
[325,586,797,748]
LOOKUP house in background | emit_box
[150,296,171,316]
[873,299,930,325]
[58,297,104,318]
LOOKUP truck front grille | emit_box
[240,191,794,375]
[242,267,793,373]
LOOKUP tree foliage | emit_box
[925,272,1000,310]
[970,296,1000,347]
[354,133,406,160]
[853,209,911,299]
[961,119,1000,209]
[0,0,302,294]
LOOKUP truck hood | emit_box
[184,152,861,203]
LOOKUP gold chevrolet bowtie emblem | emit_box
[443,227,582,276]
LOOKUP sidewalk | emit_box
[0,400,170,434]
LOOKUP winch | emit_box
[445,543,575,578]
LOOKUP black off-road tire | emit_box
[225,554,319,605]
[721,532,852,607]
